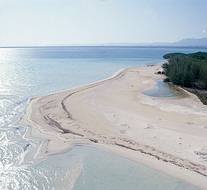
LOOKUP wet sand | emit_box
[23,65,207,189]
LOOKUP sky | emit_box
[0,0,207,46]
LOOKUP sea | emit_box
[0,46,206,190]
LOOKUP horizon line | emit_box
[1,45,207,49]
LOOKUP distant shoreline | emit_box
[1,45,207,49]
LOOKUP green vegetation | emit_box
[162,52,207,104]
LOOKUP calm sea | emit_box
[0,46,206,190]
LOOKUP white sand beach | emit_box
[23,65,207,189]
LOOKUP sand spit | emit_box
[24,65,207,189]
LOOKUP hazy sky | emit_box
[0,0,207,46]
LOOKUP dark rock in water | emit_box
[156,71,165,75]
[24,143,31,151]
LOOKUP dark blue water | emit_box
[0,47,206,190]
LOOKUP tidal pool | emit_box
[143,80,181,97]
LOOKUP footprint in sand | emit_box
[120,130,126,134]
[186,122,195,125]
[120,123,130,129]
[145,124,154,129]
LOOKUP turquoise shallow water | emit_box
[0,47,206,190]
[72,146,200,190]
[35,145,200,190]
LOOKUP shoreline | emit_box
[184,87,207,105]
[23,64,207,189]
